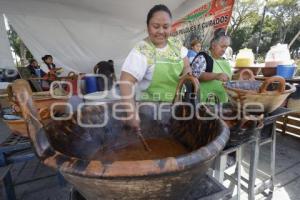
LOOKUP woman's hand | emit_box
[216,73,229,82]
[124,113,141,130]
[120,71,140,129]
[180,67,192,77]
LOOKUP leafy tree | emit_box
[267,0,299,43]
[228,0,260,54]
[7,25,33,66]
[228,0,260,36]
[228,0,300,59]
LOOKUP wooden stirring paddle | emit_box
[133,127,152,152]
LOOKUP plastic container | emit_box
[85,76,98,94]
[276,65,296,79]
[265,43,291,67]
[235,48,254,67]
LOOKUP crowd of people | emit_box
[26,54,60,78]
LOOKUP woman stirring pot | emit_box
[120,4,191,129]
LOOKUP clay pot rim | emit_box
[3,118,25,122]
[41,119,229,178]
[224,81,296,95]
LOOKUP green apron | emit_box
[140,40,184,102]
[200,57,232,103]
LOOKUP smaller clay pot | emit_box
[261,67,276,77]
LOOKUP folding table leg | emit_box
[214,154,227,183]
[270,122,277,192]
[248,131,260,200]
[236,147,242,200]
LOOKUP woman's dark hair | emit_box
[147,4,172,25]
[41,55,53,61]
[41,55,56,69]
[210,28,231,46]
[94,61,115,91]
[94,61,115,74]
[108,60,114,65]
[29,59,37,65]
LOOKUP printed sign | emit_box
[172,0,235,49]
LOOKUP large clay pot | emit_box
[12,76,229,200]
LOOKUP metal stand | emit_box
[214,107,291,200]
[214,137,256,200]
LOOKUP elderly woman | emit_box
[191,29,232,103]
[120,4,191,128]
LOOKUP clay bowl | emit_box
[11,76,229,200]
[224,76,296,113]
[232,69,255,81]
[261,67,277,77]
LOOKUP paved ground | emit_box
[0,120,299,200]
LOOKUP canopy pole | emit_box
[289,30,300,49]
[255,0,268,61]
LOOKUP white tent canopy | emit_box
[0,0,209,74]
[0,14,14,69]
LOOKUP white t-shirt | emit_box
[122,41,188,90]
[40,63,50,73]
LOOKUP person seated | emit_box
[41,55,62,79]
[26,59,46,78]
[25,59,48,91]
[93,60,116,91]
[187,39,202,63]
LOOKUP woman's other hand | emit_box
[180,57,192,78]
